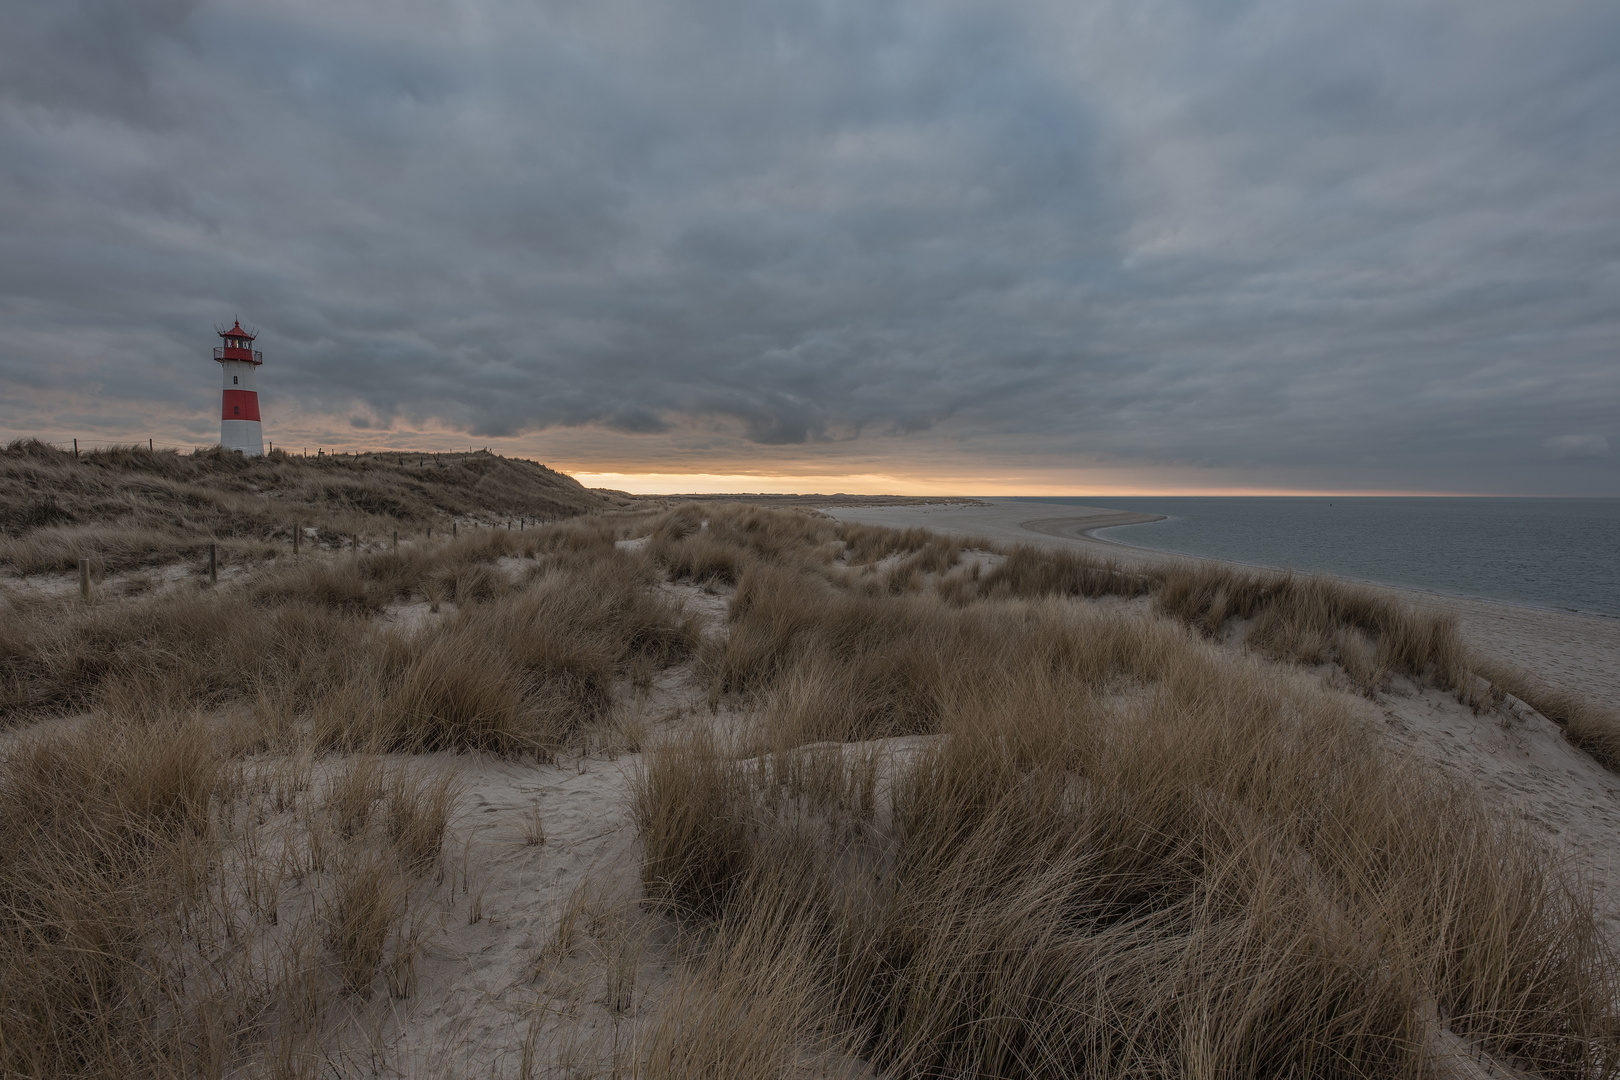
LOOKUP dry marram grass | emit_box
[1,491,1616,1077]
[640,584,1619,1078]
[0,438,623,575]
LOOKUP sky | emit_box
[2,0,1618,496]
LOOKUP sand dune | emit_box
[824,498,1620,940]
[6,497,1617,1075]
[823,499,1620,711]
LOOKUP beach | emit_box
[823,499,1620,712]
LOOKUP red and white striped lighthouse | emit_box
[215,320,265,456]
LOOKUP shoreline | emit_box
[821,499,1620,710]
[1088,519,1619,623]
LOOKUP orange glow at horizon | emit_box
[568,471,1470,498]
[0,416,1486,498]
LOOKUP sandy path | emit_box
[329,672,711,1074]
[378,750,655,1074]
[824,501,1620,711]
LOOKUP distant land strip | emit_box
[1018,511,1168,541]
[624,492,991,509]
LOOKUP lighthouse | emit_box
[215,320,264,456]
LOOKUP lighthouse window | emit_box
[234,406,241,415]
[232,376,238,384]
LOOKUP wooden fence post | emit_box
[208,543,218,584]
[293,524,300,555]
[79,558,90,599]
[393,530,398,552]
[452,521,458,539]
[73,438,79,459]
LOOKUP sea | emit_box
[1007,497,1620,619]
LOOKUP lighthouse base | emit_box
[221,419,264,457]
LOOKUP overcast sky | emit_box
[2,0,1617,494]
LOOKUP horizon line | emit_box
[7,437,1612,498]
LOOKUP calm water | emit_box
[1008,497,1620,618]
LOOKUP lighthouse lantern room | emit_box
[215,320,265,456]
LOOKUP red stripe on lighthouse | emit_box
[222,389,261,421]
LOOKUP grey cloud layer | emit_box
[2,0,1618,491]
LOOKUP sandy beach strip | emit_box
[823,499,1620,711]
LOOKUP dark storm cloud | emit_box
[0,0,203,123]
[1,0,1618,491]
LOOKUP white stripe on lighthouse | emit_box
[219,359,263,456]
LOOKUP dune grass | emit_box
[1,494,1617,1077]
[0,713,466,1076]
[0,438,620,575]
[639,573,1619,1079]
[0,507,722,1079]
[655,501,1615,768]
[977,544,1613,762]
[310,551,700,755]
[0,526,693,753]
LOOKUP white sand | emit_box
[1369,676,1620,930]
[334,748,665,1076]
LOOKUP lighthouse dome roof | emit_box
[218,319,257,341]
